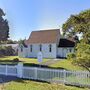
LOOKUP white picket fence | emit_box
[0,63,90,87]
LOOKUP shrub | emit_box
[13,58,19,62]
[5,46,15,56]
[74,43,90,71]
[67,53,76,60]
[0,46,15,57]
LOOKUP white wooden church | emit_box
[18,29,75,58]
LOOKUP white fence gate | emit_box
[0,63,90,87]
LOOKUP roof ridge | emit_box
[32,29,60,32]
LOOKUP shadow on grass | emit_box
[14,78,26,83]
[0,75,18,83]
[24,63,68,70]
[0,75,49,84]
[0,75,27,84]
[14,78,50,84]
[0,59,23,65]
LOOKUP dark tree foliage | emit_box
[0,46,15,56]
[0,8,9,43]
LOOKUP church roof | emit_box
[25,29,60,44]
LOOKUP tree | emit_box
[18,39,24,44]
[74,43,90,71]
[62,9,90,44]
[0,8,9,43]
[18,39,27,47]
[62,9,90,71]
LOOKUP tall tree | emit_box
[62,9,90,44]
[0,8,9,43]
[62,9,90,71]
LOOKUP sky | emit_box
[0,0,90,40]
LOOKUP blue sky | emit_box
[0,0,90,40]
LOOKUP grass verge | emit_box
[3,79,89,90]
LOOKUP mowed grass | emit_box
[0,56,85,71]
[0,56,89,90]
[49,59,85,71]
[0,56,49,64]
[3,79,89,90]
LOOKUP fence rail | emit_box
[0,63,90,87]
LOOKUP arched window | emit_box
[40,44,42,51]
[49,44,52,52]
[30,45,32,52]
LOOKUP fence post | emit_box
[17,62,23,78]
[5,65,8,76]
[63,70,66,84]
[35,67,37,80]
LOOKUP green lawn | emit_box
[49,59,85,71]
[0,56,89,90]
[3,79,89,90]
[66,76,90,85]
[0,56,49,64]
[0,56,86,71]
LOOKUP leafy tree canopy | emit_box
[63,9,90,71]
[62,9,90,44]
